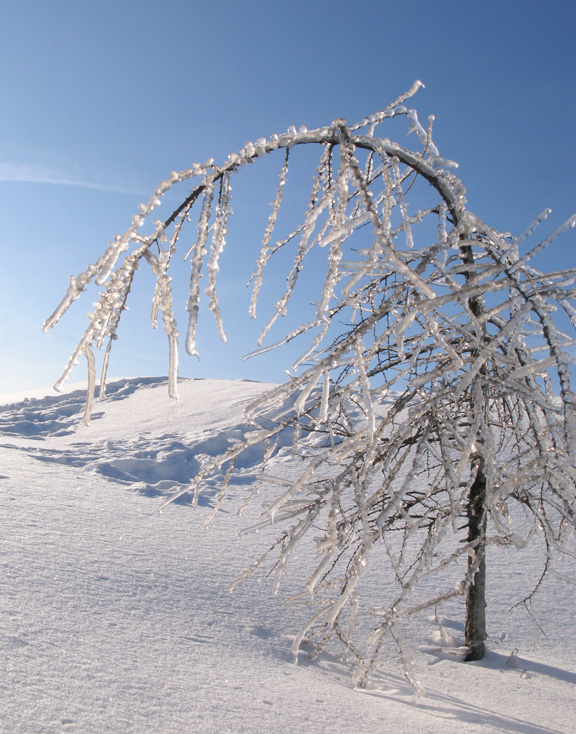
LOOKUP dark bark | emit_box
[458,221,489,662]
[464,460,487,661]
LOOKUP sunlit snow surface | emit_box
[1,377,575,733]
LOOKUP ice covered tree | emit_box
[44,82,576,690]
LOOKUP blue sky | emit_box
[1,0,574,394]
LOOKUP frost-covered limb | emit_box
[47,91,468,391]
[185,179,216,357]
[249,148,291,318]
[205,172,233,342]
[48,85,576,690]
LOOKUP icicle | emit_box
[294,367,323,416]
[292,605,333,662]
[437,201,448,247]
[206,172,232,342]
[354,336,375,440]
[99,340,112,398]
[315,144,350,320]
[151,279,162,329]
[82,346,96,426]
[168,334,179,400]
[316,237,343,319]
[185,180,215,357]
[318,369,330,424]
[250,149,290,318]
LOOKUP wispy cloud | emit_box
[0,162,142,195]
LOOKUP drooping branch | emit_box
[45,84,576,690]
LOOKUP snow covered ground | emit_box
[1,377,575,733]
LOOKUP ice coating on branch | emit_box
[46,84,576,691]
[250,149,290,319]
[350,80,425,133]
[205,172,232,342]
[185,180,215,357]
[43,273,92,332]
[509,214,576,273]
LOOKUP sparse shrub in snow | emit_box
[45,82,576,691]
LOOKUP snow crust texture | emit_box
[1,378,575,733]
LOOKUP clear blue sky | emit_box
[1,0,574,394]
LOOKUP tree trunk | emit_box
[464,460,487,661]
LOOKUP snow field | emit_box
[1,378,575,733]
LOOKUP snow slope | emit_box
[1,377,575,733]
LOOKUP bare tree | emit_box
[45,82,576,690]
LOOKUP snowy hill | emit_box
[1,377,575,733]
